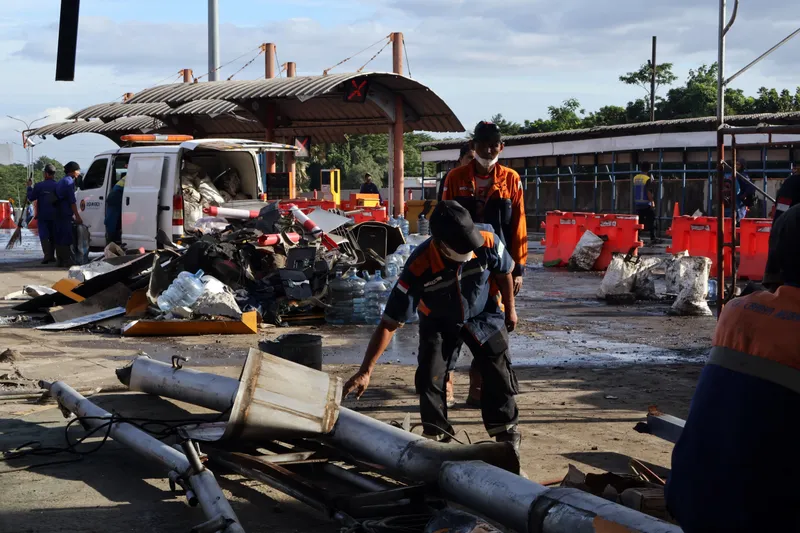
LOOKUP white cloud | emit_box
[0,0,798,165]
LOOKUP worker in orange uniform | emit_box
[442,121,527,408]
[666,203,800,531]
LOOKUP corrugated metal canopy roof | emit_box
[32,116,166,141]
[420,112,800,149]
[39,72,462,144]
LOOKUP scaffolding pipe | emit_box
[42,379,244,533]
[439,461,681,533]
[207,0,220,82]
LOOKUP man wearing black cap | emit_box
[26,163,59,264]
[54,161,83,266]
[343,201,521,448]
[666,203,800,531]
[359,172,382,203]
[442,121,528,407]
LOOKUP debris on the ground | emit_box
[7,198,416,335]
[0,348,22,363]
[37,307,127,331]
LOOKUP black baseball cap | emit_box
[473,121,502,144]
[65,161,80,173]
[770,203,800,284]
[44,164,57,174]
[430,200,484,254]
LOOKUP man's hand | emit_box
[505,308,518,332]
[74,214,83,225]
[343,370,371,399]
[512,275,523,295]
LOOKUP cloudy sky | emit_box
[1,0,798,168]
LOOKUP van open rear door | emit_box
[121,154,168,250]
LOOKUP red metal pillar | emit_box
[182,68,193,83]
[264,43,277,173]
[286,62,297,198]
[391,32,404,216]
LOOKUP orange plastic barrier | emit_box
[0,201,16,229]
[738,218,772,281]
[585,214,644,270]
[540,211,593,266]
[667,216,732,277]
[350,206,388,224]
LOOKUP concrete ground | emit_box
[0,232,714,532]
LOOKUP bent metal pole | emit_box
[42,380,245,533]
[117,356,679,533]
[439,461,680,533]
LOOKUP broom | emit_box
[6,168,33,249]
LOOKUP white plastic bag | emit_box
[568,230,604,271]
[68,261,116,282]
[598,253,640,298]
[191,275,242,319]
[664,250,690,295]
[193,217,230,234]
[670,256,712,316]
[633,256,663,300]
[70,224,91,266]
[198,177,225,206]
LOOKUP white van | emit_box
[75,138,295,250]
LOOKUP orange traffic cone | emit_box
[673,202,681,219]
[0,214,16,229]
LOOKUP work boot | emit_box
[495,426,522,454]
[466,366,482,409]
[445,372,456,408]
[55,245,73,268]
[40,241,55,264]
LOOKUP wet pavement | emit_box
[0,229,42,265]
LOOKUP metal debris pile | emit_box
[22,348,679,533]
[5,201,409,336]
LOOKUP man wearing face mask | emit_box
[442,121,527,407]
[343,201,521,449]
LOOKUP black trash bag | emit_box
[279,269,312,300]
[255,202,282,234]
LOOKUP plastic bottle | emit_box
[398,214,410,237]
[707,279,718,301]
[325,271,351,325]
[363,271,391,325]
[157,270,206,312]
[388,215,398,228]
[350,268,367,324]
[385,253,406,278]
[418,214,430,236]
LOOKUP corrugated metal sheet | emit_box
[420,112,800,149]
[33,72,463,143]
[124,71,463,133]
[163,99,242,116]
[67,103,172,120]
[32,117,165,139]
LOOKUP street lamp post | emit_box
[6,115,48,183]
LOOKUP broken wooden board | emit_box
[49,283,132,323]
[122,310,258,337]
[36,307,127,331]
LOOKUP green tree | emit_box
[583,105,628,128]
[33,156,64,176]
[619,61,678,118]
[490,114,522,136]
[0,163,29,207]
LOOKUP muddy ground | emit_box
[0,238,713,532]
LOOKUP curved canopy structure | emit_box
[30,72,464,145]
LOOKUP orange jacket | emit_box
[442,162,527,274]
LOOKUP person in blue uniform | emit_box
[105,175,125,245]
[26,164,59,264]
[666,203,800,531]
[343,201,522,449]
[55,161,83,267]
[359,173,382,203]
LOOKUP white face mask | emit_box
[474,153,499,169]
[438,240,473,263]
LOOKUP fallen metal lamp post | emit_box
[118,353,520,483]
[117,355,679,532]
[440,461,681,533]
[41,379,245,533]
